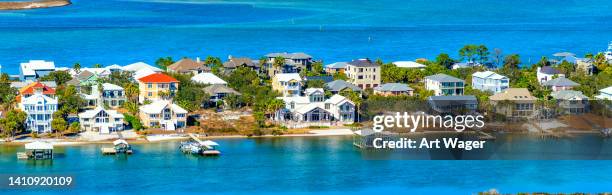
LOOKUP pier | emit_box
[101,139,133,155]
[181,134,221,156]
[17,141,54,160]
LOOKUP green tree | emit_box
[40,71,73,85]
[155,57,174,71]
[68,122,81,133]
[51,113,68,137]
[93,64,103,68]
[435,53,455,69]
[123,83,139,103]
[73,62,81,74]
[476,45,490,64]
[459,44,478,62]
[0,110,27,137]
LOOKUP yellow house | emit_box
[137,73,180,103]
[272,73,302,97]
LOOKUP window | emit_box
[325,103,330,109]
[148,92,153,97]
[148,83,152,88]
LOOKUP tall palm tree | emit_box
[124,83,139,103]
[73,63,81,74]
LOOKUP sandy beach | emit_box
[0,0,71,10]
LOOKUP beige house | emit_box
[489,88,537,119]
[139,100,188,131]
[166,58,210,75]
[344,58,381,89]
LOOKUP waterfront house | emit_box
[272,73,302,97]
[137,73,179,103]
[324,62,348,74]
[275,92,355,128]
[542,77,579,92]
[392,61,426,69]
[373,83,414,96]
[15,81,56,104]
[19,60,55,80]
[551,90,589,114]
[424,73,464,96]
[139,100,188,130]
[427,95,478,114]
[203,84,241,103]
[167,58,210,75]
[471,71,509,93]
[19,89,58,133]
[595,86,612,100]
[344,58,381,89]
[537,66,565,84]
[191,72,227,86]
[78,106,124,134]
[83,83,126,108]
[223,56,259,73]
[489,88,537,119]
[325,80,363,95]
[265,52,313,76]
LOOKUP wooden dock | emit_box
[188,133,221,156]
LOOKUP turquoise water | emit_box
[1,0,612,73]
[2,135,612,193]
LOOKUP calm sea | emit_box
[1,135,612,194]
[1,0,612,73]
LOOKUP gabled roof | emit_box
[325,94,353,105]
[325,62,348,69]
[305,88,324,96]
[11,81,57,89]
[102,83,124,91]
[295,104,328,115]
[393,61,426,68]
[374,83,413,92]
[472,71,507,80]
[19,81,55,95]
[347,58,378,67]
[325,80,362,92]
[265,52,312,59]
[191,73,227,85]
[139,100,187,114]
[78,106,124,119]
[123,62,162,72]
[274,73,302,82]
[21,93,58,105]
[223,57,257,68]
[167,58,209,73]
[20,60,55,76]
[489,88,536,101]
[539,66,561,75]
[551,90,588,100]
[425,73,464,82]
[25,141,53,150]
[203,84,241,95]
[77,70,95,80]
[542,77,579,87]
[106,64,123,70]
[138,73,179,83]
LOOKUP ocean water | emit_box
[1,135,612,194]
[1,0,612,73]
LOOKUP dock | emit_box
[101,139,133,155]
[477,131,496,140]
[184,133,221,156]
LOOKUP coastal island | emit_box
[0,0,70,10]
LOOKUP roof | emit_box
[325,94,352,105]
[542,77,579,87]
[472,71,507,80]
[305,88,324,96]
[265,52,312,59]
[102,83,124,91]
[295,104,327,115]
[325,62,348,69]
[278,96,310,104]
[347,59,378,67]
[25,141,53,150]
[393,61,426,68]
[600,86,612,94]
[304,76,334,83]
[138,73,179,83]
[374,83,413,92]
[425,73,464,82]
[539,66,562,75]
[21,93,58,105]
[325,80,362,92]
[133,69,156,80]
[191,73,227,85]
[77,70,95,80]
[203,84,241,95]
[551,90,589,100]
[489,88,537,101]
[139,100,188,114]
[20,60,55,76]
[19,81,56,95]
[78,106,124,119]
[113,139,129,146]
[106,64,123,70]
[167,58,208,73]
[123,62,162,72]
[223,57,257,68]
[273,73,302,82]
[10,81,57,89]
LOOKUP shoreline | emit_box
[0,0,71,10]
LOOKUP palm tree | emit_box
[267,99,285,120]
[73,63,81,74]
[123,83,139,103]
[155,57,174,70]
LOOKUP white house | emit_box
[275,90,355,128]
[139,100,188,131]
[19,90,58,133]
[122,62,162,73]
[78,106,124,134]
[392,61,426,69]
[191,72,227,85]
[20,60,56,81]
[424,73,465,96]
[471,71,509,93]
[272,73,303,97]
[595,86,612,100]
[551,90,589,114]
[83,83,126,108]
[537,66,565,84]
[542,77,579,92]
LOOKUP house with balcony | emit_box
[19,60,56,81]
[424,73,465,96]
[595,86,612,101]
[83,83,126,108]
[137,73,180,103]
[139,100,188,130]
[16,81,56,104]
[275,89,355,128]
[551,90,589,114]
[373,83,414,96]
[78,106,124,134]
[471,71,509,93]
[272,73,302,97]
[344,58,381,89]
[489,88,537,119]
[537,66,565,84]
[542,77,579,92]
[265,52,313,76]
[19,90,58,133]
